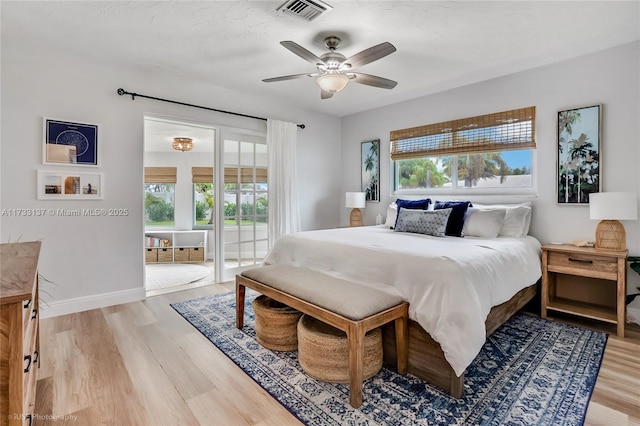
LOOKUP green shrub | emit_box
[195,200,207,221]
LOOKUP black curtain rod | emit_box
[116,88,305,129]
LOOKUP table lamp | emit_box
[589,192,638,251]
[346,192,366,227]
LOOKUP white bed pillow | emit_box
[500,206,532,237]
[473,202,532,237]
[384,203,397,228]
[462,208,506,238]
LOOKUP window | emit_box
[191,166,268,229]
[144,167,176,227]
[192,167,214,229]
[144,184,175,227]
[391,107,535,193]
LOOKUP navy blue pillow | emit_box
[394,198,431,229]
[434,201,472,237]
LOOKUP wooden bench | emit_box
[236,264,409,408]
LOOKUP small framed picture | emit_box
[37,169,103,200]
[43,117,99,166]
[557,104,602,205]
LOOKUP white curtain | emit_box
[267,119,301,247]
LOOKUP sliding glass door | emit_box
[219,133,268,280]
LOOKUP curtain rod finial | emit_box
[117,88,136,99]
[298,124,305,129]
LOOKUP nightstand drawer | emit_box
[547,250,617,276]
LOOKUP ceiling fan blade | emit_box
[320,90,334,100]
[280,41,324,66]
[262,73,314,83]
[342,42,396,69]
[350,73,398,89]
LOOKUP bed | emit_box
[262,218,542,397]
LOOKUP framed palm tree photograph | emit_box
[557,104,602,205]
[361,139,380,202]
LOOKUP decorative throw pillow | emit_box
[394,207,452,237]
[462,208,506,238]
[434,201,472,237]
[384,203,397,228]
[393,198,431,229]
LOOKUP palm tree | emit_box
[558,110,583,202]
[569,133,593,203]
[558,110,581,149]
[363,141,379,200]
[442,151,508,187]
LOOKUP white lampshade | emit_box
[316,74,350,93]
[589,192,638,251]
[345,192,366,209]
[589,192,638,220]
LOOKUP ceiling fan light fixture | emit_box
[172,137,193,152]
[316,73,349,93]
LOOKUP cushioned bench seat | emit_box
[241,265,404,320]
[236,264,409,408]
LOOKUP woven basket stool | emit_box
[297,314,383,383]
[253,295,302,351]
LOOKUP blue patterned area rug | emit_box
[171,290,607,426]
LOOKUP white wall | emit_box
[0,35,342,317]
[341,42,640,296]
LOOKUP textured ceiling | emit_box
[2,1,639,118]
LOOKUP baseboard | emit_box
[39,287,146,319]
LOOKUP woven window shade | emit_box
[192,167,267,183]
[191,167,267,183]
[144,167,177,184]
[192,167,213,183]
[390,106,536,160]
[225,167,268,183]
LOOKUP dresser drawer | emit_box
[547,250,618,275]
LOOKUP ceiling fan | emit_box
[263,36,397,99]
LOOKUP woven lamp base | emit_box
[350,208,363,227]
[253,295,302,351]
[595,219,626,251]
[297,314,382,384]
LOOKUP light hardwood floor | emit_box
[34,283,640,426]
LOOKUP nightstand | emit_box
[541,244,627,337]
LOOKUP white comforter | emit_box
[263,225,542,376]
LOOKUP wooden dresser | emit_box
[1,242,42,426]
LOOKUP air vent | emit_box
[276,0,333,21]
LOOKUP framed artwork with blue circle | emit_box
[43,117,99,166]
